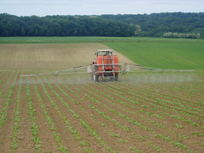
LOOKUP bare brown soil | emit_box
[0,43,134,71]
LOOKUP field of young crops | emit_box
[0,71,203,153]
[0,37,204,153]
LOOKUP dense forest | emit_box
[0,14,135,37]
[101,13,204,38]
[0,13,204,38]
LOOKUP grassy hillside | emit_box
[106,40,204,69]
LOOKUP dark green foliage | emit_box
[101,13,204,38]
[0,14,135,37]
[0,12,204,37]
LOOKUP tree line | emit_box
[0,12,204,38]
[0,14,135,37]
[101,12,204,38]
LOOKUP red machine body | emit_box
[91,50,120,81]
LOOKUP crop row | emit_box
[11,74,201,153]
[0,73,18,128]
[122,83,203,116]
[9,76,22,152]
[43,82,95,152]
[50,78,149,152]
[0,71,15,112]
[93,82,202,147]
[41,76,117,153]
[108,83,201,114]
[84,84,166,130]
[79,83,196,152]
[141,83,204,107]
[59,75,199,152]
[97,83,202,128]
[117,83,203,127]
[92,83,203,141]
[34,78,69,153]
[88,83,184,126]
[25,81,42,153]
[51,80,176,153]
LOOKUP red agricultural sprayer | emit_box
[21,49,133,82]
[89,49,121,81]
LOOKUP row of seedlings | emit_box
[104,83,201,128]
[52,81,146,153]
[74,84,167,153]
[0,72,19,128]
[34,79,69,153]
[25,80,43,153]
[37,77,100,153]
[82,83,195,153]
[9,76,22,152]
[56,81,166,153]
[42,76,117,153]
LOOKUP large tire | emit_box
[115,73,118,81]
[93,74,96,81]
[95,74,99,82]
[93,74,99,82]
[91,74,94,80]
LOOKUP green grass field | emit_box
[1,36,203,44]
[0,36,136,44]
[0,37,204,69]
[106,41,204,69]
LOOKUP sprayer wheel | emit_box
[115,73,118,81]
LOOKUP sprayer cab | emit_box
[91,49,121,81]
